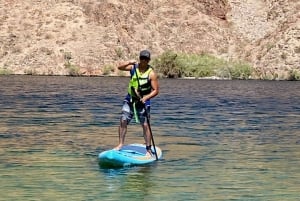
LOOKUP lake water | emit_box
[0,76,299,201]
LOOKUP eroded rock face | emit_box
[0,0,299,78]
[227,0,300,79]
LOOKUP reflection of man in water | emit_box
[102,166,154,199]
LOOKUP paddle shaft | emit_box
[133,65,158,160]
[144,106,158,160]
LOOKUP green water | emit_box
[0,76,299,200]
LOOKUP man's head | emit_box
[139,50,151,61]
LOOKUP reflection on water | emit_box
[100,166,157,200]
[0,76,299,200]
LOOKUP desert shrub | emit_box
[177,53,226,78]
[287,69,300,81]
[65,63,80,76]
[152,51,250,79]
[151,50,182,78]
[102,64,115,75]
[24,68,38,75]
[117,70,126,77]
[152,51,255,79]
[115,47,124,59]
[0,67,12,75]
[64,62,81,76]
[63,51,81,76]
[227,62,253,79]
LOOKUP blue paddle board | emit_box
[98,143,162,168]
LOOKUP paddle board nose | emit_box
[106,151,114,160]
[99,150,114,160]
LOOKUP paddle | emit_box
[132,66,158,160]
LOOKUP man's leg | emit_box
[114,101,132,150]
[114,119,127,150]
[140,106,152,156]
[142,123,151,148]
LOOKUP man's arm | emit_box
[118,60,136,71]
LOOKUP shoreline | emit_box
[0,74,298,81]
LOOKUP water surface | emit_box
[0,76,299,200]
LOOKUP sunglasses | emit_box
[139,56,150,61]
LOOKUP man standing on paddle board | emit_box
[114,50,159,156]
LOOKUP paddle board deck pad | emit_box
[98,144,162,168]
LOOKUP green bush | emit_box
[151,50,182,78]
[152,51,253,79]
[178,53,226,78]
[102,64,115,75]
[287,69,300,81]
[63,51,81,76]
[227,62,253,80]
[64,62,81,76]
[0,67,12,75]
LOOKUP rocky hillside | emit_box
[0,0,299,79]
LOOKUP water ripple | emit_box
[0,76,299,200]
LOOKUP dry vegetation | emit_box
[0,0,299,79]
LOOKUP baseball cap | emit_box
[139,50,151,59]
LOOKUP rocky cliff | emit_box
[0,0,299,79]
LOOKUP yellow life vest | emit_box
[128,65,153,98]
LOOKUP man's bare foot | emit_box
[113,144,123,151]
[145,150,153,157]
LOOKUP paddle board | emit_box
[98,143,162,168]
